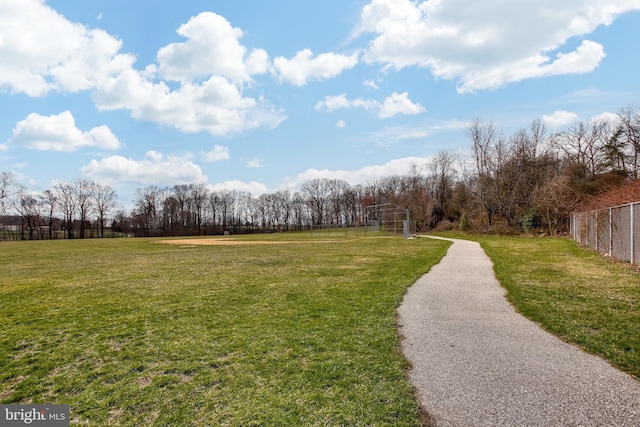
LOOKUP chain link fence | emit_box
[570,202,640,265]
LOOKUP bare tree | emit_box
[613,104,640,179]
[533,176,580,235]
[55,182,77,239]
[290,191,309,230]
[94,184,117,238]
[14,186,41,240]
[467,118,501,228]
[1,171,17,217]
[74,179,96,239]
[190,183,209,235]
[327,179,349,225]
[172,184,193,234]
[551,118,613,193]
[271,190,292,231]
[427,151,456,226]
[133,186,164,236]
[40,189,58,240]
[301,178,331,225]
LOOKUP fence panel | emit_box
[611,206,631,262]
[596,209,609,254]
[571,202,640,265]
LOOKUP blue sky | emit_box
[2,0,640,207]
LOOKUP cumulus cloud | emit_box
[316,92,425,119]
[542,110,579,127]
[9,111,121,152]
[81,151,207,186]
[336,120,347,128]
[0,0,134,96]
[93,69,286,135]
[0,3,286,135]
[378,91,426,118]
[357,0,639,92]
[285,156,435,189]
[154,12,270,84]
[273,49,359,86]
[202,145,230,163]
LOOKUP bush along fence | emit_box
[570,201,640,265]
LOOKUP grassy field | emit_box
[437,232,640,380]
[0,234,450,426]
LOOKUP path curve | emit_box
[398,237,640,427]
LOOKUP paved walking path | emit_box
[398,237,640,427]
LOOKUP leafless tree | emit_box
[551,118,613,193]
[290,191,309,230]
[467,118,501,228]
[94,184,117,238]
[74,179,96,239]
[133,186,164,236]
[533,176,580,235]
[40,189,58,240]
[427,151,456,226]
[55,181,77,239]
[1,171,17,217]
[14,186,41,240]
[301,178,331,225]
[190,183,209,234]
[613,104,640,179]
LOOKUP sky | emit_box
[1,0,640,208]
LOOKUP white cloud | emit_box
[0,3,286,136]
[378,91,426,118]
[93,67,287,136]
[285,156,435,189]
[363,79,379,89]
[81,151,207,186]
[316,94,355,112]
[336,120,347,128]
[590,111,620,126]
[208,180,268,196]
[202,145,230,163]
[246,158,266,168]
[273,49,359,86]
[0,0,135,96]
[9,111,121,152]
[542,110,579,127]
[357,0,640,92]
[316,92,424,119]
[154,12,269,84]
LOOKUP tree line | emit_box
[2,104,639,240]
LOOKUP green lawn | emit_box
[437,232,640,380]
[0,235,450,426]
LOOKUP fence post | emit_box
[595,211,599,252]
[632,203,635,265]
[609,208,613,257]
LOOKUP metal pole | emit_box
[609,208,613,257]
[632,203,635,265]
[595,210,598,252]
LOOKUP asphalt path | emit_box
[398,237,640,427]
